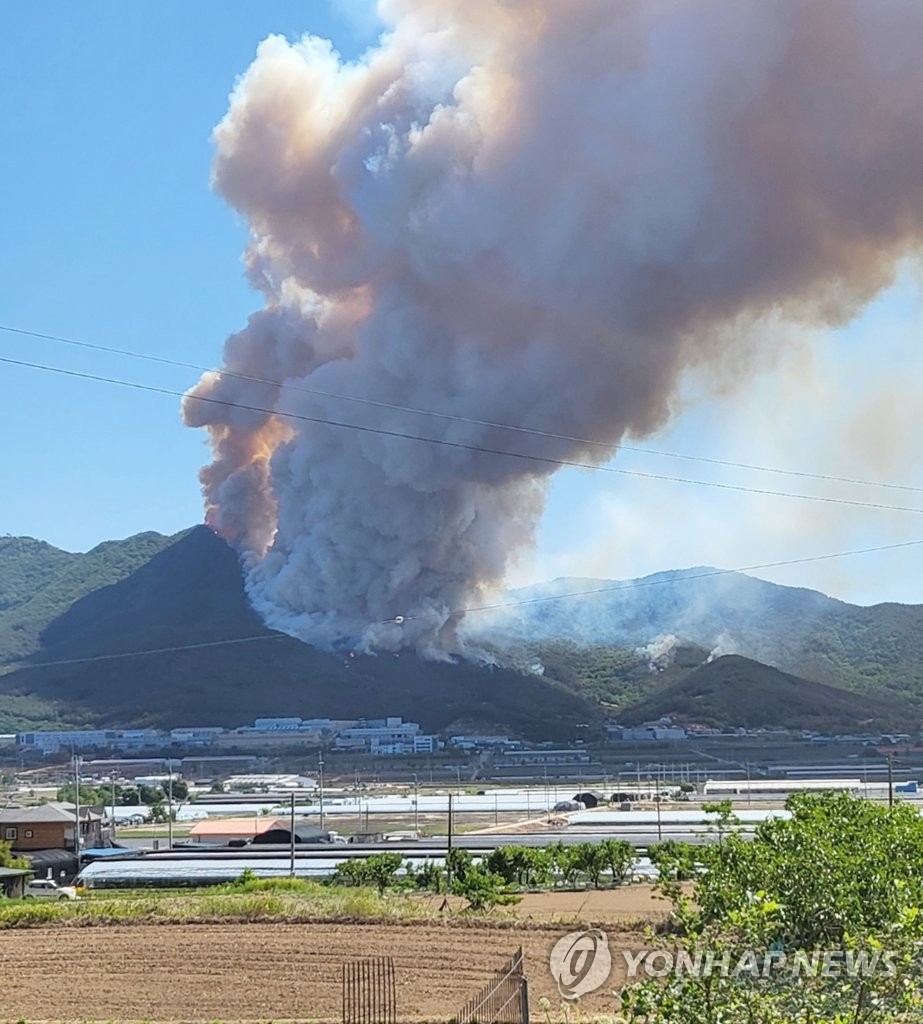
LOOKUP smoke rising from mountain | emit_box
[183,0,923,655]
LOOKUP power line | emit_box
[10,633,286,669]
[445,537,923,618]
[2,353,922,516]
[2,322,919,494]
[11,537,922,667]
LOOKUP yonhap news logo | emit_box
[549,929,612,999]
[547,930,903,1000]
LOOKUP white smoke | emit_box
[640,634,679,673]
[707,631,740,663]
[184,0,923,655]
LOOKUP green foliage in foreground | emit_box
[0,839,29,869]
[620,793,923,1023]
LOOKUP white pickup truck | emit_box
[23,878,78,900]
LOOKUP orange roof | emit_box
[189,817,285,837]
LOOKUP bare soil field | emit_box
[0,919,648,1022]
[411,882,674,924]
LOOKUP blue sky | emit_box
[1,2,920,605]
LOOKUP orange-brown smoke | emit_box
[183,0,923,655]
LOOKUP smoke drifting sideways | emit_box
[183,0,923,658]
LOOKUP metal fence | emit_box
[342,955,397,1024]
[456,947,530,1024]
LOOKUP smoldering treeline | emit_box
[183,0,923,656]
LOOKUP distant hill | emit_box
[0,527,599,740]
[467,571,923,705]
[1,525,921,738]
[617,654,912,733]
[0,531,175,664]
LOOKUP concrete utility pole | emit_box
[318,751,326,831]
[289,792,296,878]
[888,752,895,809]
[73,753,81,867]
[412,773,419,833]
[167,766,174,850]
[446,793,454,888]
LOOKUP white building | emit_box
[16,729,162,754]
[169,727,226,746]
[335,717,439,755]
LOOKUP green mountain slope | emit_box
[473,571,923,705]
[618,654,912,733]
[1,525,921,738]
[0,531,177,666]
[0,526,599,740]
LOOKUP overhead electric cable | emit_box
[2,322,919,494]
[444,538,923,617]
[12,537,923,667]
[2,353,922,516]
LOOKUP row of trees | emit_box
[330,838,639,910]
[56,780,189,807]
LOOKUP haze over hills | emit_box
[469,571,923,704]
[0,526,920,737]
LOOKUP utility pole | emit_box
[655,788,662,841]
[446,793,454,888]
[888,752,894,809]
[318,751,326,831]
[289,792,296,878]
[413,773,419,833]
[167,767,174,850]
[110,777,117,843]
[73,753,81,868]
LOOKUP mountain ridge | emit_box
[1,525,920,736]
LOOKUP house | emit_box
[0,866,32,898]
[187,817,286,844]
[0,802,105,853]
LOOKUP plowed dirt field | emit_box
[1,920,646,1021]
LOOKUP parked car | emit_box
[23,879,78,900]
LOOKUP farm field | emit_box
[0,919,643,1022]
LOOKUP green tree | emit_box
[598,838,635,886]
[445,847,474,885]
[363,852,403,895]
[647,839,698,896]
[330,858,371,888]
[56,783,106,805]
[0,839,28,869]
[331,853,403,894]
[162,779,188,801]
[621,793,923,1023]
[451,863,520,912]
[413,860,445,893]
[572,842,607,888]
[138,784,163,805]
[548,842,581,888]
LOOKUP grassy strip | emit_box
[0,879,435,928]
[0,878,653,931]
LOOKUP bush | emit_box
[452,864,520,912]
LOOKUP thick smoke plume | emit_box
[184,0,923,656]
